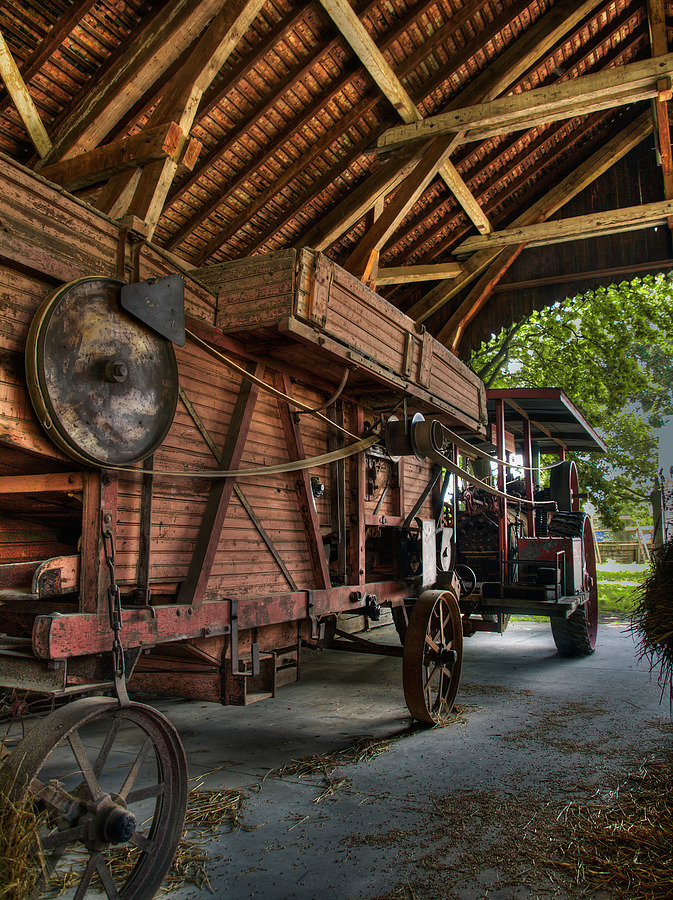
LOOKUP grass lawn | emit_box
[596,561,647,619]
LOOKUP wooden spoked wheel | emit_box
[403,589,463,725]
[2,697,187,900]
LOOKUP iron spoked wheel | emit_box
[2,697,187,900]
[403,589,463,726]
[551,515,599,657]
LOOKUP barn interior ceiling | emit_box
[1,0,672,355]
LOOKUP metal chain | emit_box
[102,517,129,707]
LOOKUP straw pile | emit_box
[631,538,673,700]
[0,771,44,900]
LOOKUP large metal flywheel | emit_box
[26,277,178,466]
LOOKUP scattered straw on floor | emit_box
[352,752,673,900]
[271,708,469,784]
[551,754,673,899]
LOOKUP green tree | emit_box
[469,273,673,531]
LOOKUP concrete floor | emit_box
[150,617,669,900]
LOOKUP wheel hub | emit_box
[94,800,137,845]
[426,646,457,666]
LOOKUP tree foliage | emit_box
[469,273,673,531]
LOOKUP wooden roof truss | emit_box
[0,0,671,355]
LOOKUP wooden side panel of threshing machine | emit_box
[0,154,487,705]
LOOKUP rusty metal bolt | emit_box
[104,359,129,383]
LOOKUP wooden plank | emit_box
[378,53,673,150]
[0,473,84,494]
[38,122,185,191]
[455,199,673,255]
[374,262,462,284]
[0,155,216,323]
[0,31,51,158]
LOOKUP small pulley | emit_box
[26,276,179,466]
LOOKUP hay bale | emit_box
[631,538,673,700]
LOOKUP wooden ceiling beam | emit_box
[317,0,490,236]
[37,0,229,165]
[317,0,419,123]
[0,30,51,158]
[38,122,191,192]
[175,0,566,263]
[173,0,606,266]
[647,0,673,210]
[432,111,653,350]
[384,27,647,273]
[109,0,267,234]
[413,111,653,323]
[343,137,458,278]
[296,143,426,252]
[378,53,673,151]
[331,0,605,263]
[374,263,462,285]
[437,244,525,351]
[454,198,673,255]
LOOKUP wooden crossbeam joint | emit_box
[39,122,186,192]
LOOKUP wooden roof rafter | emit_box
[332,5,644,280]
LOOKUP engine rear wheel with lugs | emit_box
[550,513,599,657]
